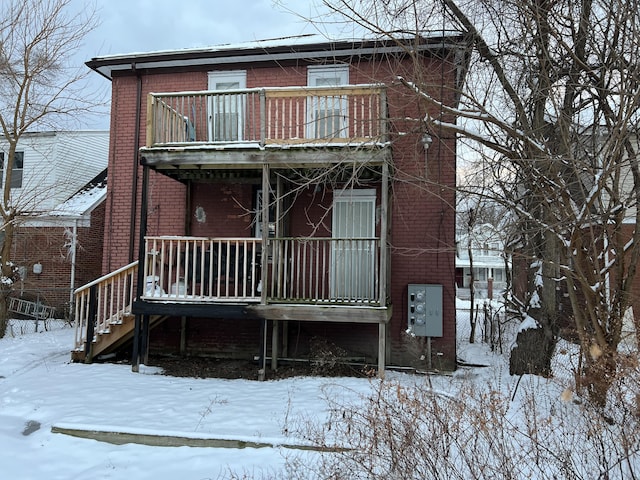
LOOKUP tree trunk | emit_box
[509,225,559,376]
[582,348,617,408]
[509,326,555,376]
[0,219,17,338]
[468,208,476,343]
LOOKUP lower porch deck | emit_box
[73,235,391,376]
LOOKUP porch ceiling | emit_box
[140,143,391,182]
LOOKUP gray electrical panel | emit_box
[407,284,443,337]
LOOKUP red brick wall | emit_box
[107,50,459,368]
[11,202,106,316]
[189,183,254,237]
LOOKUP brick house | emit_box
[1,131,108,317]
[74,34,470,375]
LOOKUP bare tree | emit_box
[0,0,99,337]
[315,0,640,405]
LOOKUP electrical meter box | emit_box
[407,284,443,337]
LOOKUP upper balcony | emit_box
[142,85,390,171]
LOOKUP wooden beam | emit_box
[132,300,261,319]
[249,304,392,324]
[140,145,391,170]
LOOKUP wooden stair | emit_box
[72,314,166,363]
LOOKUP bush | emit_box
[282,363,640,480]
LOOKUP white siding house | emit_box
[456,223,510,299]
[1,131,109,317]
[0,131,108,214]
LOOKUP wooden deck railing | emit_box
[268,237,382,305]
[143,236,261,302]
[146,85,387,147]
[73,261,138,352]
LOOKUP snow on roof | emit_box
[89,31,464,63]
[48,170,107,217]
[86,31,468,80]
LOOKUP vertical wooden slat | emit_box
[208,239,214,298]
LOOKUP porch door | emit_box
[331,189,376,300]
[208,70,246,141]
[307,65,349,139]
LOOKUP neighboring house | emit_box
[3,131,109,317]
[74,34,470,375]
[456,223,509,299]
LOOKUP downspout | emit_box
[69,219,78,316]
[132,164,150,372]
[128,62,142,263]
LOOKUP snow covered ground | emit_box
[0,308,635,479]
[1,322,362,479]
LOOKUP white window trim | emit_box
[307,65,349,85]
[207,70,247,142]
[331,188,377,299]
[207,70,247,90]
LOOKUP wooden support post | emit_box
[132,314,141,373]
[378,322,386,379]
[260,164,270,305]
[136,166,149,301]
[271,320,279,370]
[282,320,289,358]
[379,160,389,307]
[141,315,150,365]
[180,316,187,355]
[84,285,97,363]
[258,318,268,381]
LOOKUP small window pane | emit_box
[11,152,23,188]
[0,151,23,188]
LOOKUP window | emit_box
[493,268,504,282]
[307,65,349,139]
[208,71,247,141]
[475,268,487,282]
[0,151,24,188]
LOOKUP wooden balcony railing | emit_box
[268,237,382,305]
[143,236,261,302]
[146,85,387,147]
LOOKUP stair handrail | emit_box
[73,261,139,354]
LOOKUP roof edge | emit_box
[87,31,468,80]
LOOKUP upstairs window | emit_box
[307,65,349,139]
[0,151,24,188]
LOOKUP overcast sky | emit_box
[72,0,342,128]
[80,0,324,59]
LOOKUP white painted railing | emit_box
[73,261,138,352]
[143,236,261,302]
[268,237,382,305]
